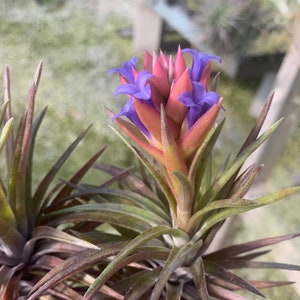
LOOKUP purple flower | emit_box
[179,82,220,128]
[114,71,153,101]
[182,49,222,82]
[108,56,138,83]
[113,97,149,136]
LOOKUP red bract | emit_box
[111,46,222,227]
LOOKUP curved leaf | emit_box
[84,226,189,300]
[93,188,171,223]
[44,203,169,230]
[32,125,91,215]
[193,187,300,242]
[0,118,13,154]
[187,198,256,234]
[150,244,191,300]
[205,232,300,260]
[200,119,282,207]
[52,147,106,203]
[111,126,177,222]
[28,244,125,300]
[189,257,209,300]
[204,260,264,297]
[0,218,25,258]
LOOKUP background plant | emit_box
[0,63,123,299]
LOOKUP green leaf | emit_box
[111,269,160,298]
[166,281,183,300]
[0,118,13,154]
[173,171,193,230]
[16,63,42,236]
[52,147,106,204]
[0,264,23,286]
[111,126,177,223]
[189,257,209,300]
[150,244,191,300]
[229,163,263,198]
[26,107,48,231]
[187,198,255,234]
[188,120,224,207]
[237,93,274,156]
[0,100,10,127]
[93,188,171,223]
[32,125,91,215]
[204,260,265,297]
[3,66,14,172]
[84,226,188,300]
[0,218,25,258]
[8,107,29,233]
[207,282,245,300]
[28,244,125,300]
[193,187,300,242]
[124,268,161,300]
[44,203,169,231]
[205,232,300,260]
[218,259,300,271]
[95,163,162,207]
[200,118,282,207]
[32,226,99,248]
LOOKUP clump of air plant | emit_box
[27,47,300,300]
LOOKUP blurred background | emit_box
[1,0,300,298]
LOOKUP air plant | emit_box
[0,63,113,299]
[25,46,300,300]
[2,47,300,299]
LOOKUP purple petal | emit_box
[114,71,152,101]
[179,82,219,128]
[182,48,222,82]
[108,56,138,83]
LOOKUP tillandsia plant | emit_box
[26,46,300,300]
[0,63,118,299]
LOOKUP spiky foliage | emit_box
[27,84,300,298]
[0,63,116,299]
[1,56,300,299]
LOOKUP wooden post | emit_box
[133,0,163,52]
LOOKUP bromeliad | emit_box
[110,46,222,230]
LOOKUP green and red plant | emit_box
[1,46,300,300]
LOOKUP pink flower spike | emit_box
[174,46,187,80]
[165,69,192,126]
[179,98,223,160]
